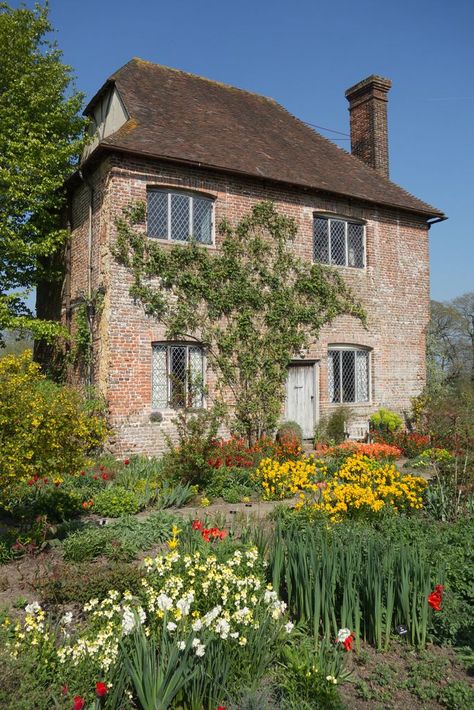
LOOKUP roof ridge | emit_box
[122,57,279,105]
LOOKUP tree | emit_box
[115,200,365,442]
[428,293,474,386]
[0,1,86,343]
[451,292,474,383]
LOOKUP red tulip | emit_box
[73,697,85,710]
[96,681,108,697]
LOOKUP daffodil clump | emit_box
[5,542,292,702]
[254,456,328,500]
[300,454,427,521]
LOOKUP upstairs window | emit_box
[152,343,204,409]
[314,216,365,268]
[328,347,370,403]
[147,190,213,244]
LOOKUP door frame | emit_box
[285,359,320,439]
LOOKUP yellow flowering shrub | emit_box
[301,454,427,521]
[0,351,107,504]
[254,456,328,500]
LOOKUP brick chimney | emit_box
[345,75,392,178]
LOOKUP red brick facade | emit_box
[63,152,430,455]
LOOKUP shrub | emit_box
[373,430,431,458]
[161,405,224,486]
[253,457,327,500]
[10,482,82,522]
[315,406,353,446]
[92,486,141,517]
[300,454,427,521]
[277,421,303,445]
[203,465,256,501]
[62,511,176,562]
[316,441,402,461]
[0,352,106,506]
[370,408,403,434]
[35,560,144,605]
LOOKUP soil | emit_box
[340,640,474,709]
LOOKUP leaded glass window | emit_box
[313,216,365,268]
[328,348,370,403]
[147,190,213,244]
[152,343,205,409]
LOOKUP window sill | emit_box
[313,262,366,272]
[147,235,216,249]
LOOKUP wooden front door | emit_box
[285,363,317,439]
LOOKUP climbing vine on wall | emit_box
[114,200,365,443]
[73,289,104,371]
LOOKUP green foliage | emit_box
[370,408,404,433]
[270,516,443,649]
[162,405,224,486]
[12,485,82,522]
[415,382,474,452]
[0,540,13,564]
[440,680,474,710]
[203,465,256,501]
[92,486,141,517]
[0,2,86,339]
[120,625,198,710]
[114,200,364,442]
[0,352,107,505]
[276,421,303,444]
[35,560,144,605]
[62,511,177,562]
[277,633,347,709]
[315,406,353,445]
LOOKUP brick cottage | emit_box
[47,59,445,455]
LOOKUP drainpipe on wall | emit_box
[78,170,94,387]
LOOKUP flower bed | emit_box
[5,525,293,708]
[253,456,327,500]
[316,441,402,460]
[298,454,427,521]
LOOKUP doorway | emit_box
[285,362,319,439]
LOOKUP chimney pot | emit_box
[345,75,392,178]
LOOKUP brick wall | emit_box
[64,153,430,456]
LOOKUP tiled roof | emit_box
[86,58,444,218]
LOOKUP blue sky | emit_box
[20,0,474,300]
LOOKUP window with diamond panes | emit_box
[313,216,365,268]
[147,190,213,244]
[152,343,204,409]
[328,348,369,403]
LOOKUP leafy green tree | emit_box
[115,200,365,442]
[0,1,86,342]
